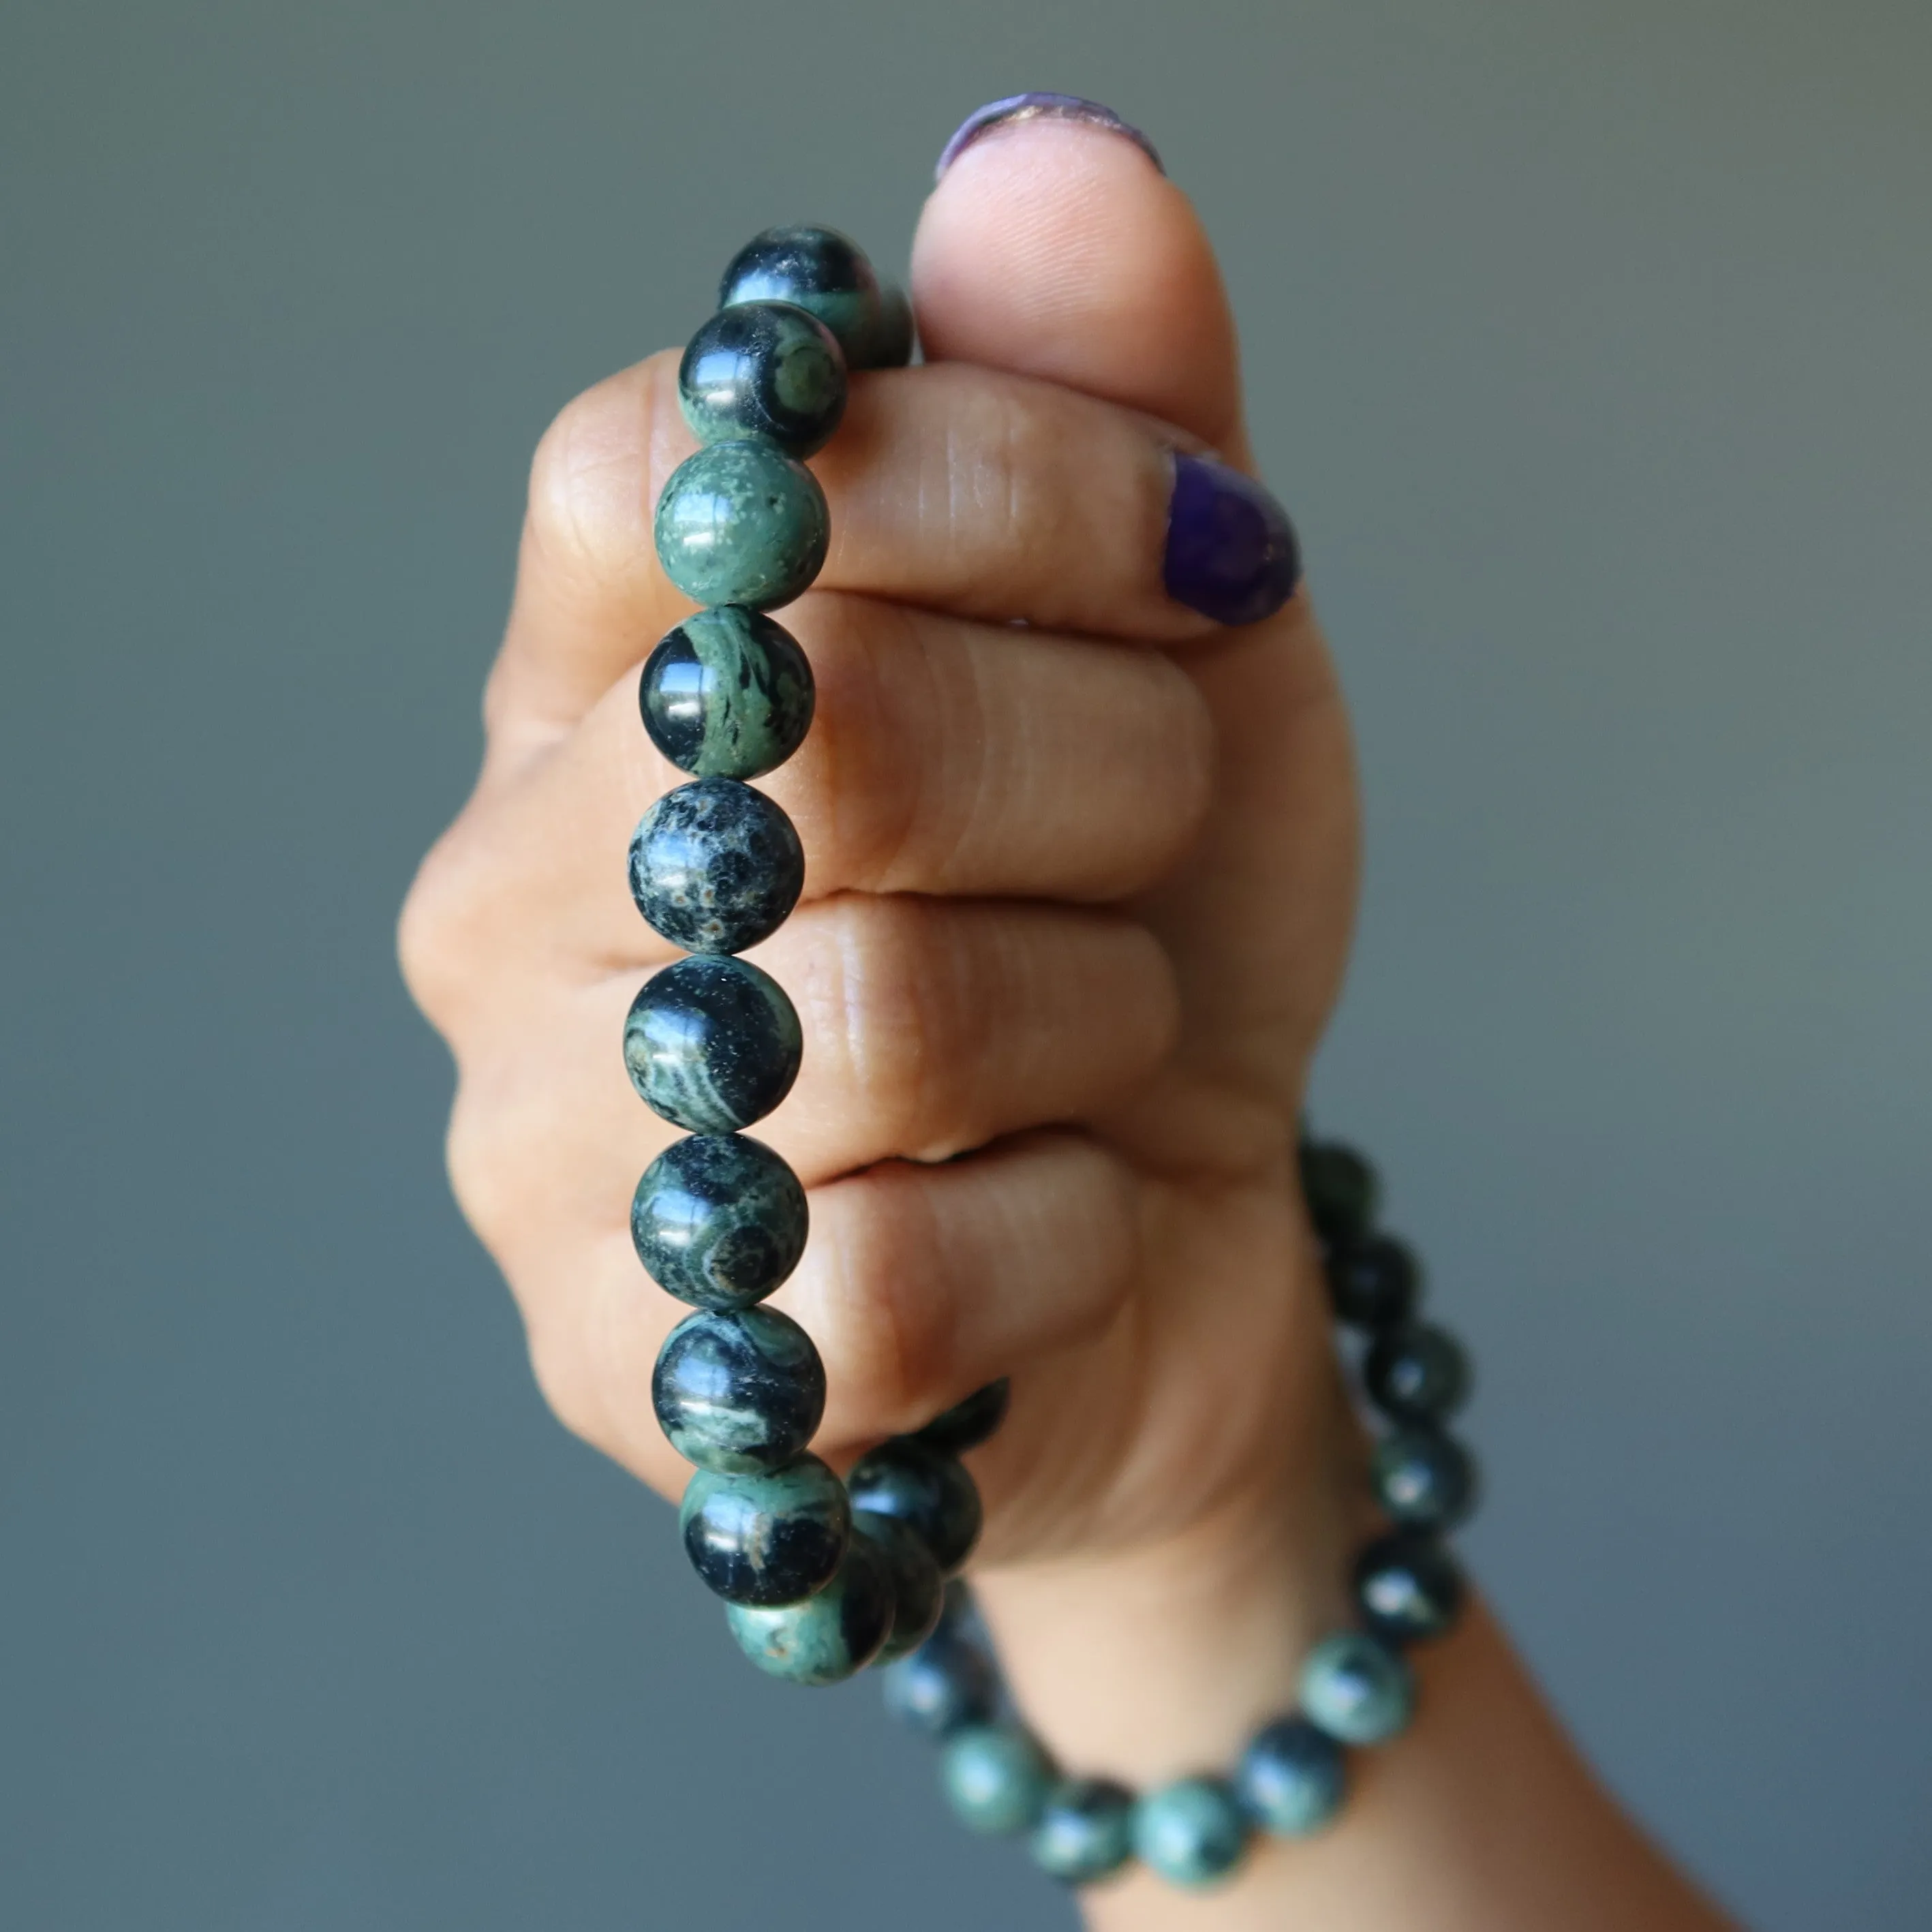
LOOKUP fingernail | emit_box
[936,93,1164,181]
[1163,454,1303,627]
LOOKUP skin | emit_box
[400,117,1737,1929]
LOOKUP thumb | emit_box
[913,95,1246,453]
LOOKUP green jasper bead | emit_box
[1299,1631,1415,1745]
[651,1306,825,1475]
[939,1724,1054,1837]
[1299,1137,1380,1247]
[630,1132,808,1311]
[719,224,887,369]
[846,1439,983,1574]
[1031,1779,1135,1886]
[639,607,815,781]
[1234,1717,1345,1837]
[624,955,801,1134]
[911,1378,1010,1456]
[724,1529,893,1685]
[679,301,847,457]
[628,777,803,956]
[653,440,829,611]
[679,1454,849,1608]
[855,1509,945,1665]
[1132,1778,1250,1889]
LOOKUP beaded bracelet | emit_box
[624,223,1479,1892]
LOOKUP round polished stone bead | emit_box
[866,283,916,369]
[624,955,801,1133]
[939,1723,1053,1837]
[719,225,900,370]
[1132,1778,1249,1890]
[1234,1716,1345,1837]
[639,607,815,782]
[846,1439,983,1574]
[857,1509,945,1664]
[880,1630,999,1737]
[1371,1426,1478,1531]
[1355,1532,1466,1646]
[1325,1232,1420,1330]
[1300,1138,1379,1247]
[911,1379,1011,1456]
[1299,1631,1415,1746]
[679,301,847,457]
[653,440,829,611]
[651,1307,825,1475]
[724,1529,892,1685]
[628,778,804,955]
[1031,1779,1135,1886]
[630,1132,807,1311]
[1364,1322,1472,1423]
[679,1454,848,1607]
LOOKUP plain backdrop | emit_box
[3,2,1928,1927]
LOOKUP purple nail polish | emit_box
[1163,454,1303,627]
[936,94,1164,181]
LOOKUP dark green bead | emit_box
[1234,1717,1345,1837]
[651,1307,824,1475]
[1325,1233,1420,1330]
[639,607,815,782]
[1132,1778,1248,1890]
[1299,1631,1414,1745]
[1355,1531,1466,1646]
[857,1509,945,1664]
[1371,1426,1478,1531]
[624,955,801,1133]
[653,440,828,611]
[679,1454,848,1607]
[720,225,893,369]
[846,1439,982,1574]
[939,1723,1053,1836]
[1300,1138,1379,1246]
[1031,1779,1135,1886]
[628,778,803,956]
[630,1132,806,1311]
[679,301,847,457]
[724,1529,892,1684]
[1364,1323,1471,1423]
[864,283,916,370]
[911,1378,1010,1455]
[880,1630,999,1737]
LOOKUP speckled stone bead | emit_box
[1355,1531,1466,1646]
[1299,1631,1415,1746]
[911,1379,1011,1456]
[1300,1138,1380,1248]
[725,1529,893,1685]
[653,439,829,611]
[679,1454,848,1608]
[1325,1232,1421,1330]
[630,1132,807,1311]
[624,955,801,1133]
[858,1509,945,1664]
[1235,1716,1345,1837]
[846,1439,983,1574]
[1132,1778,1249,1890]
[940,1724,1054,1837]
[719,224,904,370]
[1371,1426,1478,1531]
[651,1306,825,1475]
[639,607,815,782]
[628,778,804,955]
[881,1630,1000,1738]
[679,301,848,457]
[1365,1322,1472,1423]
[1031,1779,1135,1886]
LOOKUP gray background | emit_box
[3,0,1927,1926]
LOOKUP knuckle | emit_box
[442,1069,542,1263]
[397,823,481,1032]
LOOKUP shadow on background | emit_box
[2,1,1927,1927]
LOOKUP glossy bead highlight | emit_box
[1032,1779,1135,1885]
[1325,1232,1421,1330]
[624,955,802,1133]
[881,1631,1000,1738]
[653,439,829,611]
[720,224,904,369]
[1299,1632,1415,1746]
[639,607,815,782]
[628,778,804,956]
[679,1454,848,1608]
[1372,1426,1478,1531]
[1235,1717,1345,1837]
[846,1439,983,1574]
[1354,1532,1466,1646]
[651,1306,825,1475]
[1365,1322,1472,1423]
[940,1724,1054,1836]
[1132,1778,1248,1890]
[725,1531,893,1684]
[678,301,847,457]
